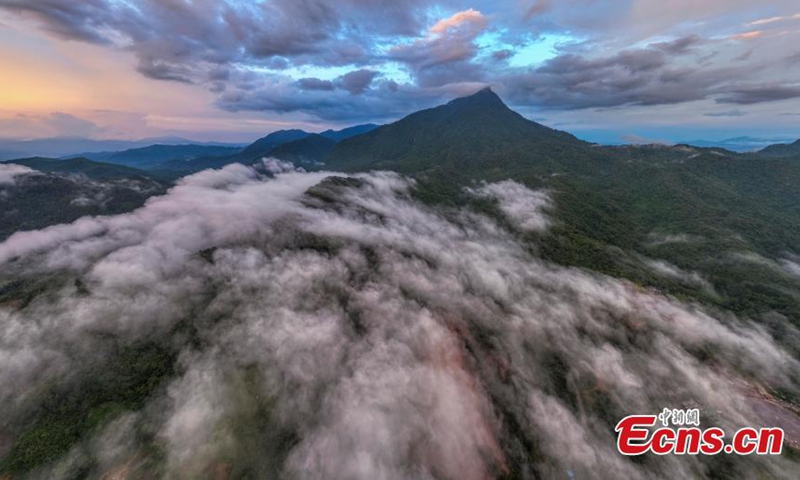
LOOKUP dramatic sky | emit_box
[0,0,799,143]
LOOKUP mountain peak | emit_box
[474,86,497,96]
[446,86,507,110]
[326,88,586,174]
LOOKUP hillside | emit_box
[232,129,311,164]
[760,139,800,157]
[0,162,166,240]
[322,90,800,328]
[327,88,597,175]
[267,134,336,166]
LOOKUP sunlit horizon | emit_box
[1,1,799,144]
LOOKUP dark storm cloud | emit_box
[295,70,379,96]
[652,34,705,55]
[0,0,119,44]
[297,78,336,92]
[503,45,749,109]
[717,84,800,105]
[0,0,428,64]
[136,59,194,84]
[220,29,795,117]
[216,77,457,122]
[499,32,800,111]
[337,69,380,95]
[0,0,429,81]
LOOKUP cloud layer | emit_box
[2,0,799,123]
[1,163,799,478]
[0,163,35,184]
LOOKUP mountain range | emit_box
[5,88,800,321]
[2,88,800,478]
[25,124,380,176]
[195,124,380,169]
[61,144,242,167]
[0,136,247,161]
[5,100,800,320]
[330,89,800,304]
[678,136,799,152]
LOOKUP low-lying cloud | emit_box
[468,180,551,232]
[642,257,715,292]
[0,163,798,478]
[0,163,36,185]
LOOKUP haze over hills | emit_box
[63,144,243,167]
[677,136,800,152]
[0,136,247,161]
[0,124,381,178]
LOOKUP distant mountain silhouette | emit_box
[0,137,243,161]
[68,144,243,168]
[234,125,380,164]
[680,136,798,152]
[141,125,382,172]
